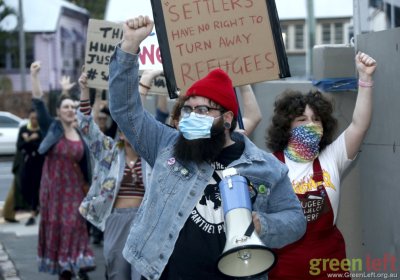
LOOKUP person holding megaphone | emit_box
[108,15,306,280]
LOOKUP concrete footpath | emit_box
[0,212,106,280]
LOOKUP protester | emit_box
[77,72,144,280]
[138,69,169,122]
[168,84,262,136]
[2,180,19,223]
[2,147,26,223]
[58,76,105,245]
[108,15,306,280]
[266,52,377,279]
[97,106,118,139]
[30,61,95,280]
[16,109,44,226]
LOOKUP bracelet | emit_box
[139,82,151,90]
[80,104,91,109]
[80,107,91,115]
[358,79,374,88]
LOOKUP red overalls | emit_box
[268,152,350,280]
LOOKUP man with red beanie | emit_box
[109,15,306,280]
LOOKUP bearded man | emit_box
[109,15,306,280]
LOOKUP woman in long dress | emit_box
[17,109,44,226]
[30,61,95,280]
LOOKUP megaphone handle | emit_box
[244,220,255,238]
[247,178,258,205]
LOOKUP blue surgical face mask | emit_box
[179,112,215,140]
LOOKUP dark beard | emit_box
[173,118,226,164]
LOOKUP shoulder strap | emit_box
[212,171,222,184]
[273,151,323,183]
[273,151,285,163]
[312,158,323,183]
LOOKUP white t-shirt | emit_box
[283,132,352,224]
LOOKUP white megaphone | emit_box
[217,168,276,279]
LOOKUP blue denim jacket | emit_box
[77,111,125,231]
[109,47,306,280]
[76,111,147,230]
[32,98,92,184]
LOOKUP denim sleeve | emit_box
[77,111,114,163]
[258,167,306,249]
[32,98,53,135]
[155,108,169,124]
[108,46,177,167]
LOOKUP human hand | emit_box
[78,73,90,99]
[30,61,41,77]
[141,69,163,84]
[60,76,76,92]
[356,52,377,81]
[140,69,163,95]
[252,212,261,234]
[122,15,154,54]
[30,132,39,140]
[22,132,29,141]
[78,73,88,90]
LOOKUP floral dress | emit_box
[38,137,95,275]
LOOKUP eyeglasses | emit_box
[180,105,223,118]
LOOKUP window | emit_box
[281,25,288,48]
[295,24,304,49]
[0,32,34,70]
[322,23,331,44]
[370,0,383,8]
[0,115,20,128]
[321,22,345,44]
[334,23,343,44]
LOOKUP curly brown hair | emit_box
[266,89,338,152]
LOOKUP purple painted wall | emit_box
[4,7,88,93]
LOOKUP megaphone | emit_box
[217,168,276,278]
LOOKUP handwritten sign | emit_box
[139,73,168,95]
[151,0,290,97]
[84,19,163,90]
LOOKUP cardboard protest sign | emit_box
[84,19,163,90]
[84,19,121,90]
[139,74,168,95]
[151,0,290,98]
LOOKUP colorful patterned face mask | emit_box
[284,122,323,163]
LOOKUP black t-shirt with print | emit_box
[160,141,245,280]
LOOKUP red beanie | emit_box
[186,69,238,117]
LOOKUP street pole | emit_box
[353,0,360,49]
[391,0,395,28]
[18,0,26,92]
[306,0,316,79]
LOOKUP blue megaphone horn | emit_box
[217,168,276,279]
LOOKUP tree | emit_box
[67,0,108,19]
[0,0,16,24]
[0,0,17,68]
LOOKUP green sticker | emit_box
[258,184,266,194]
